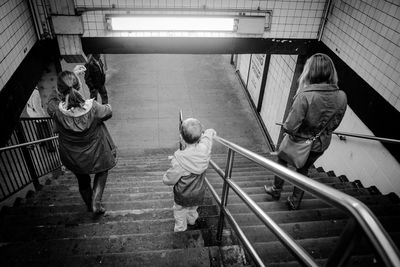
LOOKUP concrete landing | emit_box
[104,54,269,155]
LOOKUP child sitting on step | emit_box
[163,118,216,232]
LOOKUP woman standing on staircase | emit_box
[264,53,347,210]
[47,67,116,214]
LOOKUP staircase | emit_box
[209,153,400,266]
[0,153,246,266]
[0,152,399,266]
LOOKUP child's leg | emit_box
[187,206,199,226]
[173,202,188,232]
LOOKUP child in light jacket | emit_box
[163,118,216,232]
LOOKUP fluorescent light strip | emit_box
[110,17,235,31]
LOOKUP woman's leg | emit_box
[75,173,92,211]
[92,170,108,214]
[288,151,324,210]
[265,156,288,200]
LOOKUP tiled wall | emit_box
[74,0,326,38]
[237,53,265,106]
[317,107,400,194]
[322,0,400,111]
[0,0,37,91]
[237,53,251,85]
[247,54,266,105]
[320,0,400,194]
[259,54,297,144]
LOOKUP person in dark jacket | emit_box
[84,54,108,104]
[163,118,216,232]
[47,69,116,214]
[265,53,347,210]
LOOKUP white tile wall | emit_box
[0,0,37,91]
[237,53,251,85]
[75,0,326,38]
[322,0,400,111]
[247,54,266,105]
[317,107,400,195]
[259,54,297,144]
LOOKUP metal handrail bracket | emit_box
[204,178,265,267]
[210,135,400,267]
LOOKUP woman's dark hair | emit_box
[57,71,85,110]
[298,53,338,89]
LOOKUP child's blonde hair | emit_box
[181,118,203,144]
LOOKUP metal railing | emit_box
[207,136,400,267]
[276,122,400,145]
[176,110,399,266]
[333,131,400,145]
[0,118,61,201]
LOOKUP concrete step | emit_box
[265,255,379,267]
[22,187,374,207]
[114,153,272,164]
[224,194,397,214]
[0,246,223,267]
[58,172,342,185]
[37,181,356,196]
[242,219,348,243]
[10,192,394,216]
[240,216,400,243]
[0,229,206,257]
[0,205,219,227]
[26,172,353,197]
[23,185,376,211]
[253,232,400,264]
[232,204,400,225]
[2,198,211,214]
[0,215,220,243]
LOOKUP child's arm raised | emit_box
[198,129,217,154]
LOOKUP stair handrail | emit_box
[276,122,400,144]
[209,135,400,267]
[1,117,61,199]
[0,136,58,152]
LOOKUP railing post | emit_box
[216,148,235,244]
[325,218,362,267]
[15,122,41,190]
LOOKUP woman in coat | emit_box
[264,53,347,210]
[47,70,116,214]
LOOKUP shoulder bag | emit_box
[277,112,337,169]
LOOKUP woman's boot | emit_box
[76,173,93,212]
[287,187,305,210]
[92,171,108,214]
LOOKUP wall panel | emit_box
[260,55,297,145]
[0,0,37,91]
[322,0,400,111]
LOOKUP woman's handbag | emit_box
[277,134,313,169]
[277,112,337,168]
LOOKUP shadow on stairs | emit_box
[0,153,248,267]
